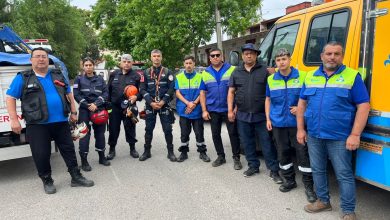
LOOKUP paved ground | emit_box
[1,112,389,220]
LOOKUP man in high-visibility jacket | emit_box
[265,48,316,203]
[297,42,370,220]
[200,48,242,170]
[175,55,210,162]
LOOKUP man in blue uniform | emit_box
[297,42,370,220]
[106,54,142,160]
[6,48,94,194]
[139,49,177,162]
[200,48,242,170]
[175,55,210,162]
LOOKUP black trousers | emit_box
[108,105,137,148]
[272,127,313,185]
[144,107,173,150]
[78,108,106,153]
[26,122,78,177]
[178,117,206,153]
[209,111,240,158]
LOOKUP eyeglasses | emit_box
[210,54,221,58]
[32,55,48,59]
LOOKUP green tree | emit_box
[103,54,117,70]
[92,0,261,68]
[7,0,88,78]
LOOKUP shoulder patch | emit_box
[168,75,174,81]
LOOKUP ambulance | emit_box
[230,0,390,190]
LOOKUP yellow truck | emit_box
[231,0,389,190]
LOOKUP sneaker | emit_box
[342,213,357,220]
[233,157,242,170]
[279,181,297,192]
[243,167,260,177]
[199,152,211,162]
[270,171,283,184]
[212,156,226,167]
[304,200,332,213]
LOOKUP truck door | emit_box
[355,0,390,191]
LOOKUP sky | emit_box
[70,0,301,19]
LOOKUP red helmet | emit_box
[90,110,109,125]
[70,122,89,140]
[124,85,138,98]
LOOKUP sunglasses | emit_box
[210,54,221,58]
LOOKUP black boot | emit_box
[69,167,94,187]
[130,144,139,158]
[199,152,210,162]
[79,152,92,172]
[279,180,297,192]
[305,184,317,203]
[106,146,116,160]
[139,146,151,161]
[40,175,56,194]
[177,152,188,162]
[167,146,177,162]
[233,156,242,170]
[98,151,111,166]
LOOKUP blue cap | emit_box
[241,43,260,54]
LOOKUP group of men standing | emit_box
[6,41,369,220]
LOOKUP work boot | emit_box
[139,147,151,161]
[212,155,226,167]
[243,167,260,177]
[69,168,94,187]
[40,175,56,194]
[270,170,283,184]
[233,156,242,170]
[279,180,297,192]
[304,184,317,203]
[304,200,332,213]
[106,146,116,160]
[177,152,188,162]
[199,152,211,162]
[129,145,139,158]
[167,150,177,162]
[98,151,110,166]
[342,213,357,220]
[79,152,92,172]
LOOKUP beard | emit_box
[323,62,340,71]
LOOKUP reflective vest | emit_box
[267,67,306,127]
[20,70,70,124]
[175,71,202,119]
[303,66,359,140]
[201,64,235,112]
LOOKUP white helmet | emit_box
[70,122,89,140]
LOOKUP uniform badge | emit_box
[293,79,300,84]
[168,75,174,81]
[336,76,344,83]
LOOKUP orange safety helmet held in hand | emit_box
[90,109,109,125]
[124,85,138,98]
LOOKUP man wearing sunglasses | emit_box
[200,48,242,170]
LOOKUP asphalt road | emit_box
[1,112,389,220]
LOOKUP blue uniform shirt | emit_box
[6,71,71,123]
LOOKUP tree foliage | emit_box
[92,0,261,68]
[4,0,99,79]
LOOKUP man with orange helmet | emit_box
[107,54,143,160]
[73,57,110,171]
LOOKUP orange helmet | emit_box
[124,85,138,98]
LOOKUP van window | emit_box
[258,23,299,67]
[305,11,349,64]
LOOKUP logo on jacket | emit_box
[336,76,344,83]
[293,79,300,84]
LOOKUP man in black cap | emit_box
[227,43,282,183]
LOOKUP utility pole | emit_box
[215,1,223,51]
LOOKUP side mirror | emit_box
[228,51,239,66]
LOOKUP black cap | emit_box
[241,43,260,54]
